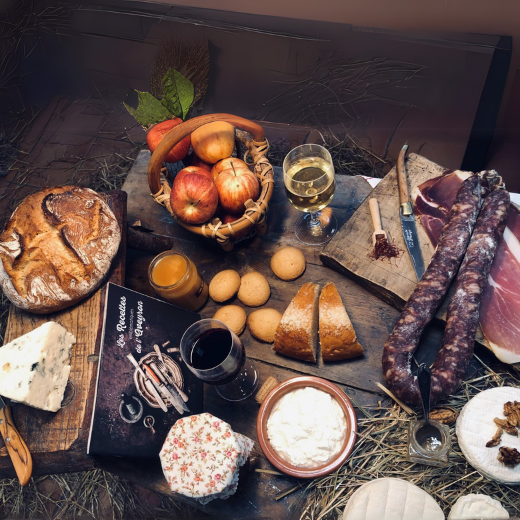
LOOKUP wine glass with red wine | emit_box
[180,319,259,401]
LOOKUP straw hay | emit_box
[297,360,520,520]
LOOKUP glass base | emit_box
[295,210,337,245]
[215,359,259,401]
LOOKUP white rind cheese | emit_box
[448,494,509,519]
[456,386,520,485]
[342,478,444,520]
[0,322,75,412]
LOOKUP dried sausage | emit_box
[429,188,510,402]
[382,175,482,405]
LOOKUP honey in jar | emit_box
[149,251,208,311]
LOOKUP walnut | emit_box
[494,417,518,436]
[504,401,520,427]
[498,446,520,468]
[486,426,503,448]
[429,406,459,426]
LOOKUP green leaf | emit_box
[124,91,172,128]
[161,68,194,120]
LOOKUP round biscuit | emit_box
[247,308,282,343]
[237,271,270,307]
[213,305,247,335]
[270,247,306,281]
[209,269,241,302]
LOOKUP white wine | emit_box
[284,156,335,212]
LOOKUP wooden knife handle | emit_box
[397,144,410,206]
[0,405,32,486]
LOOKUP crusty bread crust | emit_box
[0,186,121,314]
[319,282,363,361]
[273,282,319,362]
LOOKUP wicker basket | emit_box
[148,114,274,251]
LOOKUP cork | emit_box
[255,376,279,404]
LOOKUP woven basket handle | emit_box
[148,114,266,194]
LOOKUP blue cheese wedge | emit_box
[0,322,75,412]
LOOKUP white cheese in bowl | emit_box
[266,386,346,468]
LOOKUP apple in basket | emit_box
[215,165,260,215]
[211,157,250,182]
[175,166,213,183]
[147,118,190,163]
[185,153,212,171]
[222,213,249,240]
[170,173,219,225]
[191,122,235,164]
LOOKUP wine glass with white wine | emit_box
[283,144,337,245]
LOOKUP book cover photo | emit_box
[88,283,203,458]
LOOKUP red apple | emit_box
[170,173,218,225]
[215,167,260,215]
[191,121,235,164]
[222,213,249,240]
[147,118,190,163]
[211,157,250,182]
[185,153,212,171]
[175,166,213,184]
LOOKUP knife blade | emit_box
[143,365,186,415]
[149,362,190,411]
[397,144,425,281]
[0,396,32,486]
[126,354,168,413]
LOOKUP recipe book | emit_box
[87,283,203,458]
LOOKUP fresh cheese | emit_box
[456,386,520,484]
[0,322,75,412]
[342,478,444,520]
[448,494,509,519]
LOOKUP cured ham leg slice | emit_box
[479,205,520,363]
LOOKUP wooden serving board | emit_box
[0,190,127,477]
[320,153,442,310]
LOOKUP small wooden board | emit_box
[320,153,442,309]
[0,190,127,477]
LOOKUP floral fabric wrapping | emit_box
[159,412,254,504]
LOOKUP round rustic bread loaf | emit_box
[0,186,121,313]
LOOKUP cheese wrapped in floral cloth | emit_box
[159,413,254,504]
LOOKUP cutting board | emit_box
[320,153,440,309]
[0,190,127,477]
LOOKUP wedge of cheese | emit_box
[0,322,76,412]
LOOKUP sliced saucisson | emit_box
[429,188,510,403]
[382,175,482,405]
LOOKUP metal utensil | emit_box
[0,396,32,486]
[143,364,185,415]
[155,360,189,403]
[149,362,189,412]
[126,353,168,412]
[397,144,425,281]
[416,364,442,447]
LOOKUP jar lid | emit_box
[160,413,254,502]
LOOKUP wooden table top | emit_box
[102,151,485,518]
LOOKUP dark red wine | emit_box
[189,328,245,385]
[190,329,232,370]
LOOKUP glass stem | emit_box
[309,212,323,236]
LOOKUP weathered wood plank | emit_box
[320,153,441,309]
[0,191,127,477]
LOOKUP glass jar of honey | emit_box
[148,251,208,311]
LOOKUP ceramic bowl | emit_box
[256,376,357,478]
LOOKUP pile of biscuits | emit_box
[209,247,306,343]
[208,246,363,364]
